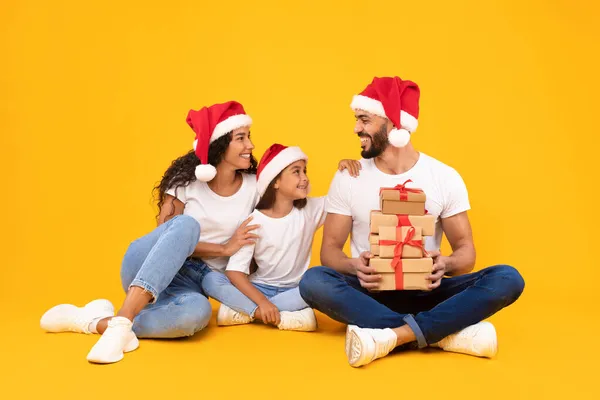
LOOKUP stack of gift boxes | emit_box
[369,180,435,290]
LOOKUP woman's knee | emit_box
[134,294,212,338]
[173,296,212,336]
[170,215,201,244]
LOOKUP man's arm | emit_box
[427,211,476,289]
[320,213,355,274]
[320,213,381,289]
[440,211,476,275]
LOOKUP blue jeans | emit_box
[299,265,525,348]
[120,215,212,338]
[202,272,309,317]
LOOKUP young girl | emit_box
[202,144,359,331]
[40,101,262,363]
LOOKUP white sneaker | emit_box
[217,304,253,326]
[40,299,115,334]
[345,325,398,367]
[277,308,317,332]
[434,321,498,358]
[86,317,139,364]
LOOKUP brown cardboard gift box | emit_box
[379,183,426,216]
[376,226,425,259]
[369,210,435,236]
[369,233,381,256]
[370,257,433,290]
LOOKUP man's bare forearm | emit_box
[444,243,476,276]
[320,245,356,275]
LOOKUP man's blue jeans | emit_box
[299,265,524,348]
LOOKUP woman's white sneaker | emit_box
[86,317,139,364]
[217,304,253,326]
[434,321,498,358]
[345,325,397,367]
[40,299,115,334]
[277,308,317,331]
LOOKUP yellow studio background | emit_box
[1,1,598,399]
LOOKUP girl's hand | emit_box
[223,216,260,257]
[257,300,281,325]
[338,159,362,177]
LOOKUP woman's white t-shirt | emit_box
[166,173,259,272]
[226,197,326,287]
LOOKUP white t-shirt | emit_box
[166,173,259,272]
[226,197,326,287]
[326,153,470,256]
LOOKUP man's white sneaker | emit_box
[345,325,397,367]
[277,308,317,332]
[40,299,115,334]
[217,304,253,326]
[434,321,498,358]
[86,317,139,364]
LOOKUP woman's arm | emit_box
[158,195,259,259]
[192,215,260,258]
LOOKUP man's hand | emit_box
[350,251,381,290]
[426,250,449,289]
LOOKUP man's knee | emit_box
[490,264,525,303]
[299,266,337,301]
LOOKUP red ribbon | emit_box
[395,260,404,290]
[378,226,429,289]
[397,215,412,227]
[379,179,423,201]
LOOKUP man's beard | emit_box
[360,124,389,159]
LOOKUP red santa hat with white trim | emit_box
[186,101,253,182]
[256,143,308,197]
[350,76,420,148]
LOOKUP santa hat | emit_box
[350,76,420,148]
[256,144,308,197]
[186,101,253,182]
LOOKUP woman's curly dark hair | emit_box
[153,132,258,218]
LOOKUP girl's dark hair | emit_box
[255,170,308,211]
[153,132,258,217]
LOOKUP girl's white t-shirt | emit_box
[226,197,326,287]
[166,173,259,272]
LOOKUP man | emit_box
[299,76,524,367]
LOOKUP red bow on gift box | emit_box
[378,226,428,289]
[379,179,424,201]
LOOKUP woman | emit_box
[40,101,260,364]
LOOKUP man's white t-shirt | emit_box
[226,197,326,287]
[326,153,470,256]
[166,173,259,272]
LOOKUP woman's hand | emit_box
[223,216,260,257]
